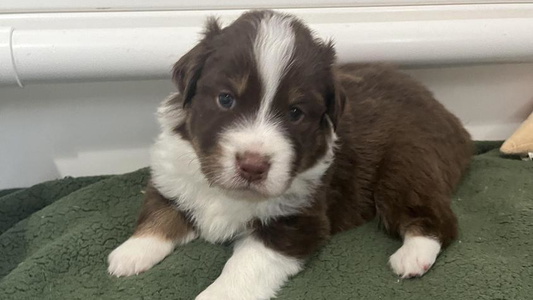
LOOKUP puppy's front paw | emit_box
[389,235,441,279]
[196,282,256,300]
[108,236,174,277]
[195,291,218,300]
[195,284,233,300]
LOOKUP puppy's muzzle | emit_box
[236,151,271,182]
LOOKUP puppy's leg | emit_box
[375,153,459,278]
[195,237,302,300]
[196,213,329,300]
[108,182,196,277]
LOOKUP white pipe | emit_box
[317,18,533,65]
[1,12,533,86]
[0,27,22,87]
[12,28,198,84]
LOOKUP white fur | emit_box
[195,236,302,300]
[150,130,332,243]
[156,92,185,131]
[217,118,294,196]
[253,13,295,122]
[389,235,441,278]
[108,236,177,277]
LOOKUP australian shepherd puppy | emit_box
[108,10,473,300]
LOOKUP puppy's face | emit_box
[163,11,344,197]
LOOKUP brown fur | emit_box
[253,63,472,257]
[254,185,332,259]
[134,182,194,241]
[330,63,472,244]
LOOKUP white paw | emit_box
[195,281,243,300]
[195,289,223,300]
[195,285,247,300]
[195,237,302,300]
[107,236,174,277]
[389,235,441,278]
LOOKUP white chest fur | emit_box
[149,132,331,243]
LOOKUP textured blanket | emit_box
[1,142,531,299]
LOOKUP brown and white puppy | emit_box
[108,10,473,300]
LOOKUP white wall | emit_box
[2,62,532,189]
[404,63,533,139]
[0,80,172,188]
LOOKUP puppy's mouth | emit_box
[214,176,283,198]
[205,167,291,199]
[206,151,291,198]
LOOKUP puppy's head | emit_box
[161,10,345,197]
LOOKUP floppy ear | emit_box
[322,41,346,131]
[325,73,346,131]
[172,17,222,107]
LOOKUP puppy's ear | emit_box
[172,17,222,107]
[325,75,346,131]
[323,42,346,131]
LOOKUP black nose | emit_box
[236,152,270,182]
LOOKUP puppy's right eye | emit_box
[217,93,236,110]
[288,106,305,123]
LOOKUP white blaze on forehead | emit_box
[208,12,297,196]
[253,13,296,121]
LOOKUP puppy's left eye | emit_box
[217,93,236,110]
[288,107,304,123]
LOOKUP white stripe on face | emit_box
[209,13,298,197]
[253,13,295,122]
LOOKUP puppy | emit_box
[108,10,473,300]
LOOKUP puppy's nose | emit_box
[236,152,270,182]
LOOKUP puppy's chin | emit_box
[210,177,289,200]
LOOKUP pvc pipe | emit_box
[2,17,533,86]
[0,27,22,87]
[317,18,533,66]
[12,27,198,84]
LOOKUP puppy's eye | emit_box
[217,93,236,109]
[288,107,304,123]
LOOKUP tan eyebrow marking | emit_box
[288,88,304,104]
[229,72,250,96]
[310,90,322,100]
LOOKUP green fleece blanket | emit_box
[1,142,531,300]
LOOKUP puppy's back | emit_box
[338,63,472,177]
[326,63,473,233]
